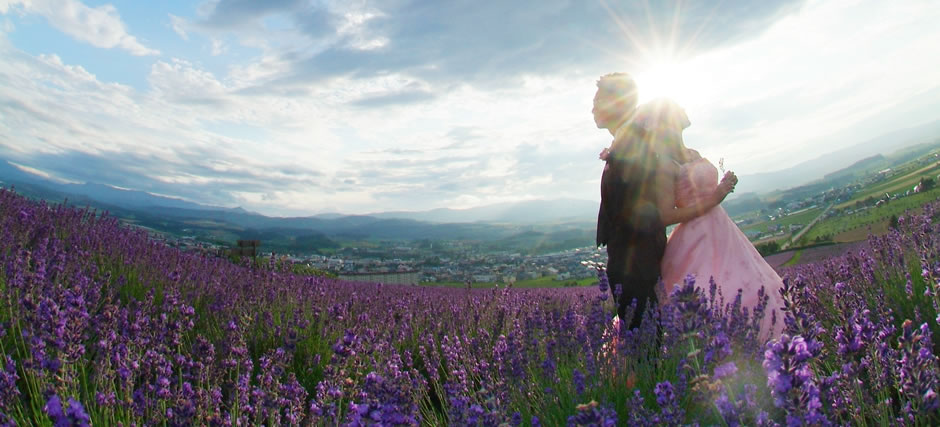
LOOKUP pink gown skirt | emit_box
[660,161,785,340]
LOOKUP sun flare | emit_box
[634,56,703,108]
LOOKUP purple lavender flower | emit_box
[763,334,827,425]
[617,389,656,426]
[44,395,91,427]
[713,361,738,380]
[566,400,617,427]
[573,369,586,396]
[653,381,683,424]
[10,176,940,426]
[715,392,741,427]
[896,320,940,414]
[668,275,712,336]
[597,270,609,294]
[345,368,421,426]
[704,331,733,365]
[45,395,66,425]
[0,357,19,409]
[332,329,360,359]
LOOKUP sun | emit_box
[593,0,718,110]
[633,56,703,108]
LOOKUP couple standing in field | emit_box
[593,72,784,339]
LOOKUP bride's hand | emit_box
[714,171,737,203]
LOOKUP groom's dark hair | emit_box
[596,72,638,111]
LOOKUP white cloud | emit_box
[210,38,225,55]
[1,0,159,55]
[0,0,29,15]
[334,8,388,51]
[635,0,940,173]
[148,59,228,103]
[8,161,79,183]
[168,13,188,40]
[0,42,333,210]
[227,53,293,88]
[2,0,940,215]
[183,0,804,90]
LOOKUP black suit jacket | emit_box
[596,125,666,280]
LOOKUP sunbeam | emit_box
[593,0,721,109]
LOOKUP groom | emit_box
[593,72,667,330]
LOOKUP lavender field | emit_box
[1,186,939,426]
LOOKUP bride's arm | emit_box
[655,161,736,226]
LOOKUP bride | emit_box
[640,98,785,339]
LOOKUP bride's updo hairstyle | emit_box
[633,98,691,163]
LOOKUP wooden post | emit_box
[234,240,260,258]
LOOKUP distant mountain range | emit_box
[364,199,600,224]
[734,118,940,195]
[0,161,598,253]
[2,117,938,250]
[0,159,597,226]
[0,160,235,212]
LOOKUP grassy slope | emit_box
[741,207,823,239]
[835,162,940,209]
[805,187,940,242]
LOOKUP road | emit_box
[781,203,834,251]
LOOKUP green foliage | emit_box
[233,230,340,256]
[921,176,936,191]
[755,240,780,256]
[290,263,338,278]
[287,233,341,253]
[485,229,595,255]
[781,250,802,267]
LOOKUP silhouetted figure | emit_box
[592,73,666,330]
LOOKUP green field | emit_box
[741,206,823,236]
[426,275,597,288]
[751,234,790,246]
[781,249,802,267]
[835,162,940,209]
[804,187,940,242]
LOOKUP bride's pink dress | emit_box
[659,158,784,339]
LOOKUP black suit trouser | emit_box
[605,228,665,330]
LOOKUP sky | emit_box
[1,0,939,216]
